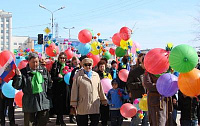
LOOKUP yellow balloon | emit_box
[120,39,133,50]
[90,41,102,55]
[47,40,51,45]
[139,94,148,111]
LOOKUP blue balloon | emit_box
[77,43,91,55]
[64,72,71,85]
[2,80,16,98]
[15,56,25,66]
[98,39,103,43]
[173,72,179,77]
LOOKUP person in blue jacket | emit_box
[107,78,129,126]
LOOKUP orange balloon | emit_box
[97,33,101,36]
[93,36,97,39]
[178,68,200,97]
[31,49,35,52]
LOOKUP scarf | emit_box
[84,70,92,79]
[112,69,117,79]
[31,71,44,94]
[59,62,66,76]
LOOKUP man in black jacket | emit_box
[13,53,52,126]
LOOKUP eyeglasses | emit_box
[59,57,65,59]
[84,63,92,67]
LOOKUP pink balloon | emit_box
[112,33,121,46]
[131,41,141,54]
[119,27,132,41]
[120,103,137,118]
[18,60,28,70]
[64,48,73,60]
[119,69,129,82]
[87,53,100,67]
[100,78,112,94]
[78,29,92,43]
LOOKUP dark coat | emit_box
[178,91,200,121]
[50,61,70,115]
[126,65,145,100]
[12,65,52,113]
[143,72,174,126]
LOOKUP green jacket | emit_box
[13,65,52,113]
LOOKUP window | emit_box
[1,41,4,45]
[19,43,22,45]
[6,36,9,39]
[1,30,3,33]
[6,18,9,22]
[1,36,3,39]
[14,43,17,45]
[1,24,3,27]
[6,30,9,33]
[1,18,3,22]
[6,42,9,45]
[6,24,9,28]
[1,47,3,51]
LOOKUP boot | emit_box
[69,115,76,123]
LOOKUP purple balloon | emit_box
[156,73,178,97]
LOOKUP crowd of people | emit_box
[0,51,199,126]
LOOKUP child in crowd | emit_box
[107,79,129,126]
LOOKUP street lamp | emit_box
[63,27,75,40]
[39,4,65,37]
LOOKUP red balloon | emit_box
[120,103,137,118]
[15,91,23,108]
[78,29,92,43]
[45,59,54,72]
[112,33,121,46]
[119,27,132,41]
[109,48,115,55]
[64,48,73,60]
[87,53,100,67]
[0,50,16,67]
[18,60,28,70]
[46,43,59,57]
[144,48,169,75]
[119,69,129,82]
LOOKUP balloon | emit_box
[156,73,178,97]
[45,59,54,72]
[100,78,112,94]
[76,43,91,55]
[97,33,101,36]
[139,95,148,111]
[131,41,141,54]
[64,72,71,85]
[15,91,23,108]
[90,41,102,55]
[15,56,25,66]
[118,69,129,82]
[18,60,28,70]
[112,33,121,46]
[120,103,137,118]
[103,51,111,60]
[0,50,16,67]
[45,43,59,57]
[87,53,100,67]
[120,39,133,50]
[64,48,73,60]
[115,47,127,57]
[2,80,15,98]
[86,28,94,36]
[144,48,169,75]
[178,68,200,97]
[169,44,198,73]
[119,27,132,41]
[133,98,141,110]
[109,48,115,55]
[78,29,92,43]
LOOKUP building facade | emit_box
[12,36,34,52]
[0,10,12,51]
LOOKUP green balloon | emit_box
[115,47,127,57]
[103,51,111,60]
[169,44,198,73]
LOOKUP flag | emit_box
[0,56,16,83]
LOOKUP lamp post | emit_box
[39,4,65,38]
[63,27,75,40]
